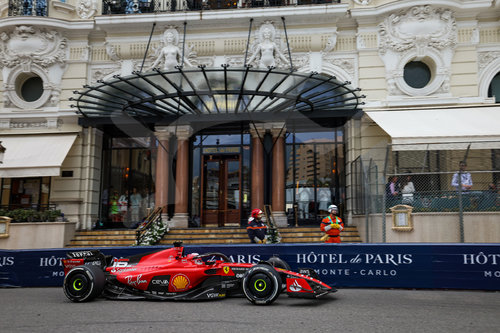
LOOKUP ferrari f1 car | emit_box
[62,241,335,305]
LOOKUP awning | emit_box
[0,134,78,178]
[365,106,500,150]
[73,66,364,129]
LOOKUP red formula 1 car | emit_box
[62,242,335,305]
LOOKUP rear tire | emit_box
[63,265,105,302]
[242,264,282,305]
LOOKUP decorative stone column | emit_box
[249,126,265,211]
[154,127,171,222]
[170,125,193,228]
[271,125,288,227]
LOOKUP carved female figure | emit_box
[247,23,289,69]
[151,28,192,71]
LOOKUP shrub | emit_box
[1,209,62,222]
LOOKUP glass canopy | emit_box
[72,66,364,124]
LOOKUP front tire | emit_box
[267,256,291,271]
[242,264,282,305]
[63,265,105,302]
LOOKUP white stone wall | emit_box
[352,212,500,243]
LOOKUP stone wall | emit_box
[352,212,500,243]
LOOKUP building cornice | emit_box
[0,17,94,35]
[94,4,350,33]
[350,0,493,24]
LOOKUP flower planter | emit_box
[0,221,76,249]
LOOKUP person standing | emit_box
[386,176,400,207]
[247,208,267,244]
[451,161,473,192]
[118,190,129,223]
[129,187,142,226]
[401,172,416,205]
[320,204,344,243]
[109,190,120,223]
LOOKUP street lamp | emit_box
[0,141,6,164]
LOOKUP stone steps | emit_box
[66,226,362,247]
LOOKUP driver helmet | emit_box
[251,208,263,218]
[327,204,338,214]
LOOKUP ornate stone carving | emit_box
[292,54,309,70]
[478,52,500,71]
[323,57,355,76]
[322,33,338,53]
[80,46,91,62]
[0,26,68,109]
[196,57,215,68]
[91,66,121,84]
[105,42,121,61]
[354,0,372,5]
[76,0,97,19]
[151,26,197,71]
[0,26,67,70]
[378,5,457,97]
[478,51,500,98]
[247,21,290,69]
[356,33,366,50]
[379,5,456,56]
[225,56,244,68]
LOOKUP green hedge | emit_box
[0,209,63,222]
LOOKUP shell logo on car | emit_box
[171,274,190,291]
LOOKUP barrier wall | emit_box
[0,243,499,290]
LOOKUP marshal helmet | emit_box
[251,208,263,218]
[327,205,338,214]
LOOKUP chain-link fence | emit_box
[351,143,500,242]
[386,146,499,212]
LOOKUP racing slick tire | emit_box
[63,265,106,302]
[267,256,291,271]
[242,264,282,305]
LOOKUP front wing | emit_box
[282,269,336,298]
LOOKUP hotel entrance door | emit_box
[201,154,241,226]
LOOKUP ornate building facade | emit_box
[0,0,499,242]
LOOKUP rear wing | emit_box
[62,250,109,275]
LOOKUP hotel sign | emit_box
[202,147,241,154]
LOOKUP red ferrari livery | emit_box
[62,241,335,305]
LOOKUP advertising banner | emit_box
[0,243,498,290]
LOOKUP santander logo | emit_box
[288,279,304,292]
[290,280,302,292]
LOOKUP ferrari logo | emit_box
[223,266,231,275]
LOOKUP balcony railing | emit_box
[103,0,339,15]
[8,0,48,16]
[8,0,339,16]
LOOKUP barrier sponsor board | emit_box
[0,243,498,290]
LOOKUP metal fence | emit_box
[385,146,499,212]
[102,0,339,15]
[8,0,48,16]
[350,143,500,242]
[7,0,340,16]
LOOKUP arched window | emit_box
[488,72,500,103]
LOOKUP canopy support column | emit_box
[250,127,265,211]
[170,125,193,228]
[271,124,287,227]
[154,127,172,222]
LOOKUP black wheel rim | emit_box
[66,273,90,298]
[248,273,273,298]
